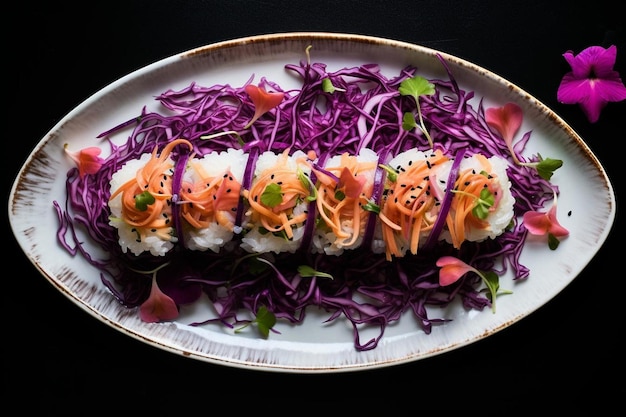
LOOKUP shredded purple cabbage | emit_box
[54,54,555,351]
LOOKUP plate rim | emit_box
[9,32,617,373]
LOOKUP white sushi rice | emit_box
[182,148,248,252]
[440,154,515,244]
[241,150,310,254]
[108,154,177,256]
[311,148,379,256]
[383,148,453,256]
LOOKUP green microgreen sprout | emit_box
[234,305,277,338]
[379,163,398,182]
[261,183,283,207]
[437,256,512,313]
[297,265,334,280]
[362,199,381,214]
[451,186,495,220]
[480,270,513,313]
[399,75,436,148]
[297,167,318,202]
[533,154,563,181]
[548,233,561,250]
[322,78,346,93]
[200,130,244,147]
[305,44,313,65]
[134,190,155,211]
[485,103,563,179]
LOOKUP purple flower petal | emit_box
[557,45,626,123]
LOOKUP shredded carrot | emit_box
[311,153,377,248]
[445,154,502,249]
[245,149,311,239]
[178,159,242,231]
[109,138,192,241]
[380,149,449,260]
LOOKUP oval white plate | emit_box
[9,33,615,373]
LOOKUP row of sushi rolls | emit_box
[108,137,515,262]
[109,135,515,260]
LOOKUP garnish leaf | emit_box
[297,168,317,202]
[322,78,345,93]
[398,75,436,98]
[402,112,418,132]
[234,305,276,338]
[535,156,563,180]
[297,265,334,279]
[135,191,155,211]
[362,199,381,214]
[254,306,277,338]
[473,187,495,219]
[379,164,398,182]
[398,75,435,148]
[548,233,561,250]
[261,183,283,207]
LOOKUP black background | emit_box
[7,0,624,412]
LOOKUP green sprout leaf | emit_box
[451,183,495,220]
[472,187,495,219]
[297,168,317,202]
[379,164,398,182]
[134,191,155,211]
[322,78,345,93]
[398,75,436,98]
[261,183,283,207]
[402,112,419,132]
[481,270,512,313]
[297,265,334,279]
[362,199,381,214]
[200,130,243,147]
[234,305,276,338]
[398,75,436,148]
[535,156,563,181]
[548,233,561,250]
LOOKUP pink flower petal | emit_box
[521,211,552,235]
[485,103,523,148]
[64,145,104,178]
[436,256,477,286]
[139,276,179,323]
[544,205,570,237]
[244,84,285,128]
[338,167,366,199]
[522,195,569,238]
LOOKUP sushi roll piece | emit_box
[108,139,191,256]
[310,148,379,255]
[378,148,452,260]
[178,148,248,252]
[441,154,515,248]
[240,148,313,254]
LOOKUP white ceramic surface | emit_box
[9,33,615,373]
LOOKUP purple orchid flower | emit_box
[557,45,626,123]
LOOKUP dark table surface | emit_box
[8,0,624,412]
